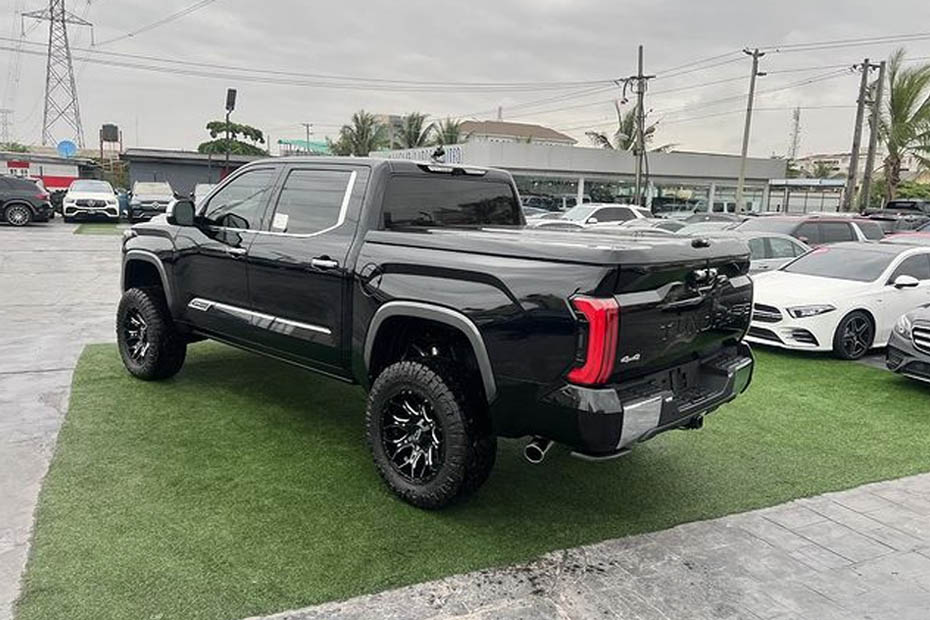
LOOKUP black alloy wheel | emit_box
[122,309,150,364]
[381,389,444,484]
[4,204,32,227]
[833,311,874,360]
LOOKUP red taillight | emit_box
[567,296,620,386]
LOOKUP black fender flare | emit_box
[121,249,175,308]
[364,301,497,403]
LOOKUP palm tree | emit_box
[432,118,465,145]
[328,110,389,156]
[394,112,433,149]
[586,100,671,151]
[880,48,930,201]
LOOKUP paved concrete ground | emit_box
[0,219,121,620]
[250,474,930,620]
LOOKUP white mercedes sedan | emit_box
[746,242,930,359]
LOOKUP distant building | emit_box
[0,149,97,191]
[277,138,330,156]
[795,150,924,181]
[372,142,785,212]
[459,120,576,147]
[121,148,263,196]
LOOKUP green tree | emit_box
[432,118,465,145]
[0,142,28,153]
[880,48,930,201]
[197,120,267,156]
[328,110,389,156]
[394,112,432,149]
[811,161,834,178]
[585,100,672,151]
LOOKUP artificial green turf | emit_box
[16,344,930,620]
[73,222,125,235]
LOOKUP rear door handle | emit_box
[310,257,339,270]
[225,246,247,257]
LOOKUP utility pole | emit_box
[860,60,886,211]
[631,45,655,206]
[842,59,871,212]
[23,0,92,147]
[301,122,313,154]
[224,88,236,177]
[735,48,766,212]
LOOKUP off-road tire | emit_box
[832,310,874,360]
[366,359,495,509]
[4,203,32,227]
[116,287,187,380]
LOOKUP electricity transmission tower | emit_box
[0,109,12,144]
[22,0,92,147]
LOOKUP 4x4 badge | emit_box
[620,353,641,364]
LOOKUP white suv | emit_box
[62,179,119,222]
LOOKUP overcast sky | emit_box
[2,0,929,157]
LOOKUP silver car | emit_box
[687,230,810,274]
[887,304,930,384]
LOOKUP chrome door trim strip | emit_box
[187,297,333,335]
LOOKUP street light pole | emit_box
[735,49,765,212]
[224,88,237,178]
[302,122,313,154]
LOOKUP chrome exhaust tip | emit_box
[524,437,553,464]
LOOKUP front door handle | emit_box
[310,257,339,270]
[225,246,247,257]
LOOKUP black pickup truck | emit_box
[117,158,755,508]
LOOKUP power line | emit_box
[94,0,221,46]
[761,31,930,54]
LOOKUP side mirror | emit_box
[892,274,920,289]
[167,199,196,227]
[587,217,599,224]
[798,236,809,244]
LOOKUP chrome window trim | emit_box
[204,169,358,239]
[187,297,332,335]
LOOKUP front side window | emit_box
[890,254,930,281]
[270,169,353,234]
[593,207,634,222]
[202,168,276,230]
[748,237,767,260]
[820,222,855,243]
[382,176,520,229]
[795,222,821,244]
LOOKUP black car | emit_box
[117,158,755,509]
[887,304,930,384]
[0,175,54,226]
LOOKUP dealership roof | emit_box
[460,120,576,145]
[121,148,263,165]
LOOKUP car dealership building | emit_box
[371,142,788,213]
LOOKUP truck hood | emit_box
[752,270,872,305]
[365,226,750,266]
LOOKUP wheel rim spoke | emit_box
[122,309,150,363]
[381,389,443,484]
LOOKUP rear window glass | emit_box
[784,247,895,281]
[382,176,520,229]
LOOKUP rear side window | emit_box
[592,207,633,222]
[270,169,354,234]
[857,221,885,240]
[819,222,855,243]
[768,237,801,259]
[886,201,919,211]
[382,176,520,229]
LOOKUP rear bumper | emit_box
[886,331,930,384]
[531,342,754,456]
